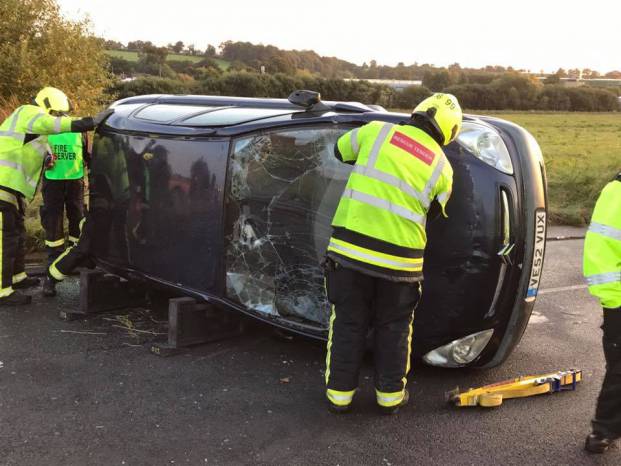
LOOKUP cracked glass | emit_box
[225,126,351,327]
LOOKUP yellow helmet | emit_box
[34,87,71,114]
[412,93,462,146]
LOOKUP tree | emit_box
[137,45,170,77]
[0,0,112,112]
[127,40,153,52]
[172,41,184,54]
[267,55,296,75]
[187,44,199,56]
[205,44,217,57]
[422,70,453,91]
[104,39,124,50]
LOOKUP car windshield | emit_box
[224,126,351,326]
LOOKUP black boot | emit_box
[585,433,616,453]
[378,389,410,415]
[0,291,32,306]
[13,276,41,289]
[42,275,57,297]
[327,400,352,414]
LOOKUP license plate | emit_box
[526,209,546,302]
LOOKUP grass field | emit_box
[105,49,230,70]
[483,112,620,225]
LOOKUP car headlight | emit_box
[423,329,494,368]
[457,122,513,175]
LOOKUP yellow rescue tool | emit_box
[447,369,582,408]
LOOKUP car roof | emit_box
[105,93,481,137]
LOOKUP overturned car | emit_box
[88,92,547,368]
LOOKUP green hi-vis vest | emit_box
[583,176,621,309]
[46,132,84,180]
[0,105,72,198]
[328,121,453,280]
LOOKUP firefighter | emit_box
[0,86,113,305]
[41,131,90,268]
[584,172,621,453]
[324,93,462,414]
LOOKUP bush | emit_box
[445,83,501,110]
[392,86,432,110]
[110,77,195,98]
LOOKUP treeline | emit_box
[109,73,431,109]
[110,71,619,112]
[423,71,619,112]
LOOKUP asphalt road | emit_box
[1,235,618,465]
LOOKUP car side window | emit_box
[225,126,352,327]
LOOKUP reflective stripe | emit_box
[422,155,446,201]
[352,165,428,206]
[67,236,80,244]
[54,117,62,133]
[49,262,67,281]
[328,239,422,270]
[326,389,356,406]
[366,123,393,167]
[342,188,426,226]
[437,191,450,205]
[49,245,73,281]
[325,303,336,385]
[28,139,48,158]
[27,113,44,133]
[0,109,25,140]
[12,272,27,284]
[350,127,360,154]
[45,239,65,248]
[0,287,13,298]
[0,131,25,143]
[586,272,621,286]
[0,160,21,171]
[403,307,415,387]
[376,390,405,407]
[589,222,621,242]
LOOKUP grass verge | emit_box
[485,112,620,225]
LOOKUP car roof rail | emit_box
[111,92,380,114]
[287,89,377,114]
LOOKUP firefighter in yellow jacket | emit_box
[584,172,621,453]
[324,93,462,414]
[0,87,113,305]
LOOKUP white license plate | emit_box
[526,209,546,302]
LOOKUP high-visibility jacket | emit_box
[46,132,85,180]
[328,121,453,281]
[0,105,72,198]
[583,174,621,309]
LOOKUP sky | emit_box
[57,0,621,73]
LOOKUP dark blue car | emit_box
[89,92,547,368]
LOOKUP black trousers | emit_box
[593,307,621,438]
[41,178,84,264]
[324,259,421,394]
[49,211,93,280]
[0,199,26,293]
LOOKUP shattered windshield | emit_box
[225,126,351,327]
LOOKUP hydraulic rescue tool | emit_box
[447,369,582,408]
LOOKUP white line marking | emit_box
[538,284,588,295]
